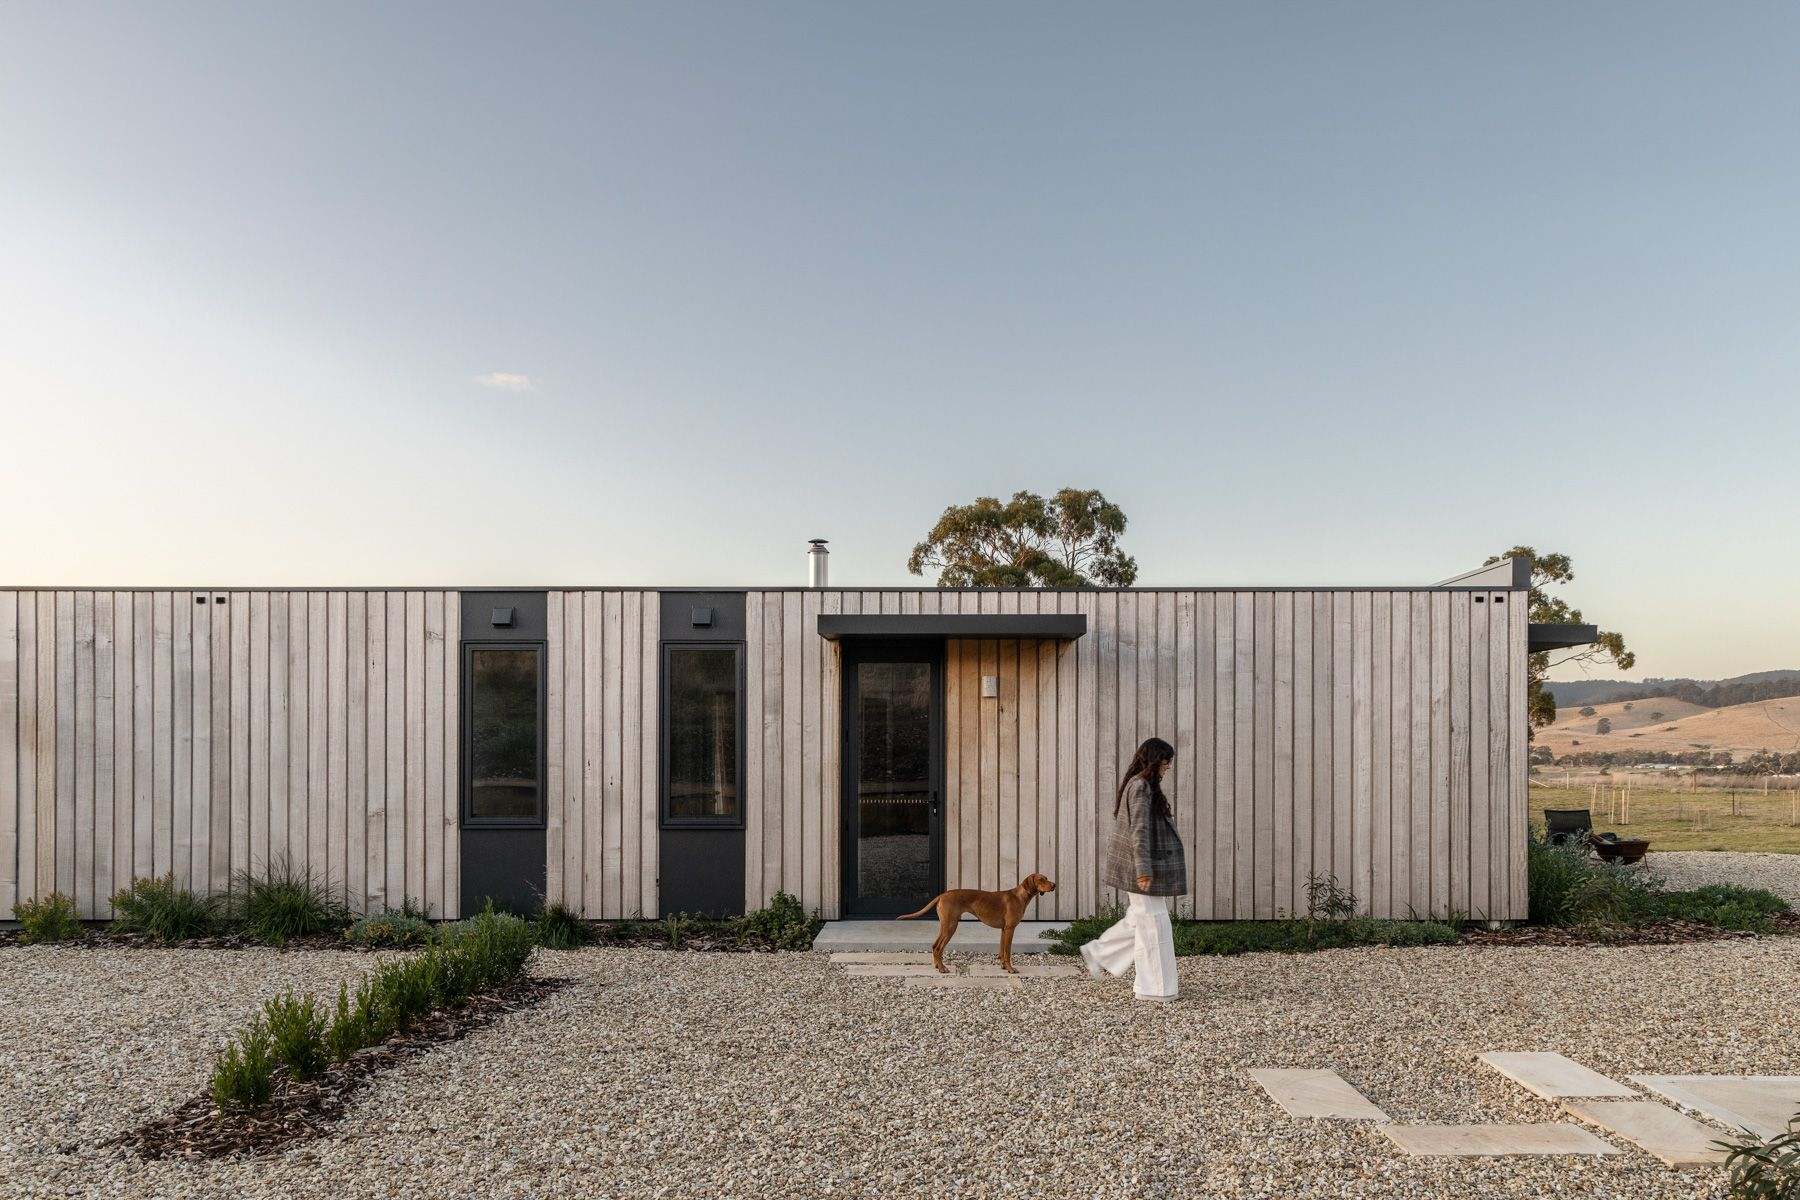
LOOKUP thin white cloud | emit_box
[475,371,534,392]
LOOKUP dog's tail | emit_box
[894,894,942,920]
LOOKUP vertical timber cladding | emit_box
[0,589,462,920]
[458,592,548,916]
[932,588,1528,923]
[657,593,746,917]
[543,590,661,919]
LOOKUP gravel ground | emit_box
[1641,850,1800,904]
[4,938,1799,1199]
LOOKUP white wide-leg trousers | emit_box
[1085,892,1179,999]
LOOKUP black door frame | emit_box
[457,591,549,917]
[839,638,945,918]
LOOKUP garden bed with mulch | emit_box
[0,928,373,952]
[105,976,571,1160]
[1458,911,1800,948]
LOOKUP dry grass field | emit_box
[1535,694,1800,761]
[1531,773,1800,853]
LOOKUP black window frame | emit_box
[660,640,747,829]
[460,640,548,829]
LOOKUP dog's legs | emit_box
[999,923,1016,973]
[931,908,958,973]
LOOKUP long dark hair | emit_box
[1115,737,1175,818]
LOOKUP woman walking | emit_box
[1081,737,1187,1001]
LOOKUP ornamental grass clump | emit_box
[13,892,83,944]
[230,857,349,945]
[533,902,592,949]
[112,874,219,941]
[209,1019,276,1110]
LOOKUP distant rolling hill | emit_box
[1547,670,1800,709]
[1537,695,1800,762]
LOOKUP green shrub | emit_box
[1722,1112,1800,1200]
[732,891,820,950]
[1527,830,1790,932]
[1657,885,1790,932]
[206,905,538,1110]
[112,874,219,941]
[324,983,367,1063]
[366,956,436,1032]
[13,892,82,944]
[1525,832,1661,927]
[210,1019,276,1109]
[231,857,349,945]
[442,909,536,987]
[263,991,327,1081]
[345,909,435,948]
[533,902,592,950]
[1041,887,1458,958]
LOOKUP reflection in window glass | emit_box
[469,648,541,820]
[856,661,932,897]
[667,646,740,820]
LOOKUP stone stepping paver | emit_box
[1630,1076,1800,1140]
[965,960,1083,978]
[828,952,934,964]
[1248,1069,1389,1121]
[1561,1100,1732,1168]
[1379,1123,1619,1158]
[842,964,948,977]
[903,974,1022,991]
[1478,1052,1635,1099]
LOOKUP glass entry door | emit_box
[841,641,943,917]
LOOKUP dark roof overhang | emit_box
[817,614,1088,641]
[1528,623,1599,654]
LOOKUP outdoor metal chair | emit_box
[1543,808,1593,847]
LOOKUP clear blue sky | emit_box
[3,3,1796,681]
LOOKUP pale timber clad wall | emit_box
[544,591,660,919]
[925,588,1525,922]
[744,588,846,919]
[0,590,460,919]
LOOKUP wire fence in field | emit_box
[1530,768,1800,828]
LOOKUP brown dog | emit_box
[896,873,1057,973]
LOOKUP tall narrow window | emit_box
[663,643,742,824]
[466,645,543,823]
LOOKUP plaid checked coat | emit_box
[1102,777,1188,897]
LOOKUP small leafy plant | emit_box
[112,875,219,941]
[231,857,350,945]
[263,992,328,1081]
[324,983,367,1063]
[13,892,83,944]
[1305,873,1359,922]
[345,907,435,948]
[732,891,820,950]
[1656,884,1789,933]
[1722,1112,1800,1200]
[210,1019,277,1109]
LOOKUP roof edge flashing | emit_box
[817,614,1088,641]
